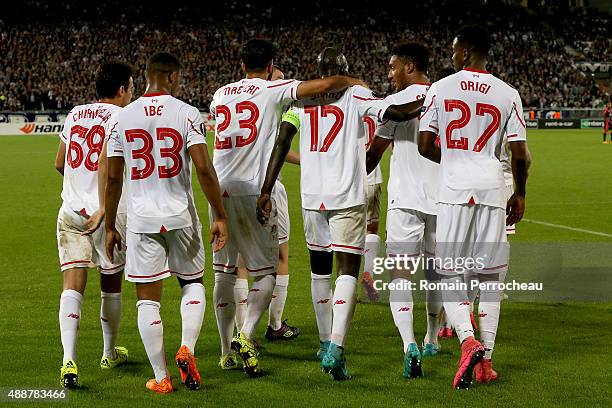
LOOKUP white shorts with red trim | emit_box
[303,205,366,255]
[435,203,509,276]
[273,181,290,245]
[124,224,205,283]
[57,205,126,274]
[386,208,436,259]
[504,182,516,235]
[211,195,279,276]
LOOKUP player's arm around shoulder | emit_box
[417,83,441,163]
[295,75,367,99]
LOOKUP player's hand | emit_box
[82,209,105,236]
[210,219,228,252]
[256,193,272,226]
[105,227,122,263]
[506,193,525,226]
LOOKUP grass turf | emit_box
[0,129,610,407]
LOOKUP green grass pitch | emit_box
[0,129,610,407]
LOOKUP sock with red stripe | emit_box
[100,291,121,359]
[59,289,82,364]
[180,283,205,353]
[441,276,474,343]
[234,278,248,331]
[241,274,275,339]
[137,300,167,382]
[311,272,333,342]
[213,273,236,356]
[478,287,502,359]
[389,278,415,352]
[331,275,357,347]
[268,274,289,330]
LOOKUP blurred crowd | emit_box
[0,0,609,112]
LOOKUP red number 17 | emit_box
[304,105,344,152]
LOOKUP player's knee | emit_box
[309,250,333,275]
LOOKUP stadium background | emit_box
[0,0,611,406]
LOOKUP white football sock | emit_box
[424,287,443,345]
[478,287,502,359]
[311,272,333,342]
[331,275,358,347]
[137,300,167,382]
[59,289,82,364]
[389,278,415,352]
[100,291,121,358]
[268,274,289,330]
[234,278,248,331]
[180,283,205,353]
[214,273,236,356]
[441,276,474,343]
[241,274,276,339]
[364,234,380,277]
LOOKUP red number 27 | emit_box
[444,99,501,152]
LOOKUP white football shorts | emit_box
[57,204,126,274]
[211,195,279,276]
[124,223,205,283]
[386,208,436,260]
[273,181,290,245]
[303,204,366,255]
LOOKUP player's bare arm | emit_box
[296,75,366,99]
[258,121,298,225]
[366,136,392,174]
[383,99,424,122]
[188,143,228,252]
[507,140,529,226]
[285,149,300,165]
[104,156,124,262]
[55,141,66,175]
[418,130,441,163]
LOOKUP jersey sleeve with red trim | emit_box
[352,86,390,122]
[185,106,206,147]
[418,82,439,134]
[505,91,527,142]
[267,79,301,106]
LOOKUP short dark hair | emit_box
[242,39,276,71]
[95,61,133,99]
[146,52,181,76]
[456,25,491,55]
[391,42,429,72]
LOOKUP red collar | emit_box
[463,67,490,74]
[142,92,169,97]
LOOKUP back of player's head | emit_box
[146,52,181,77]
[242,39,276,72]
[455,25,491,55]
[95,61,133,99]
[437,67,456,80]
[317,47,349,78]
[392,42,429,72]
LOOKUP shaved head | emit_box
[317,47,348,78]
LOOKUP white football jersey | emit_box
[377,83,439,215]
[419,68,526,209]
[60,102,122,216]
[210,78,301,196]
[284,85,390,210]
[107,93,206,233]
[363,115,383,185]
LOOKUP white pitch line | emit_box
[522,218,612,238]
